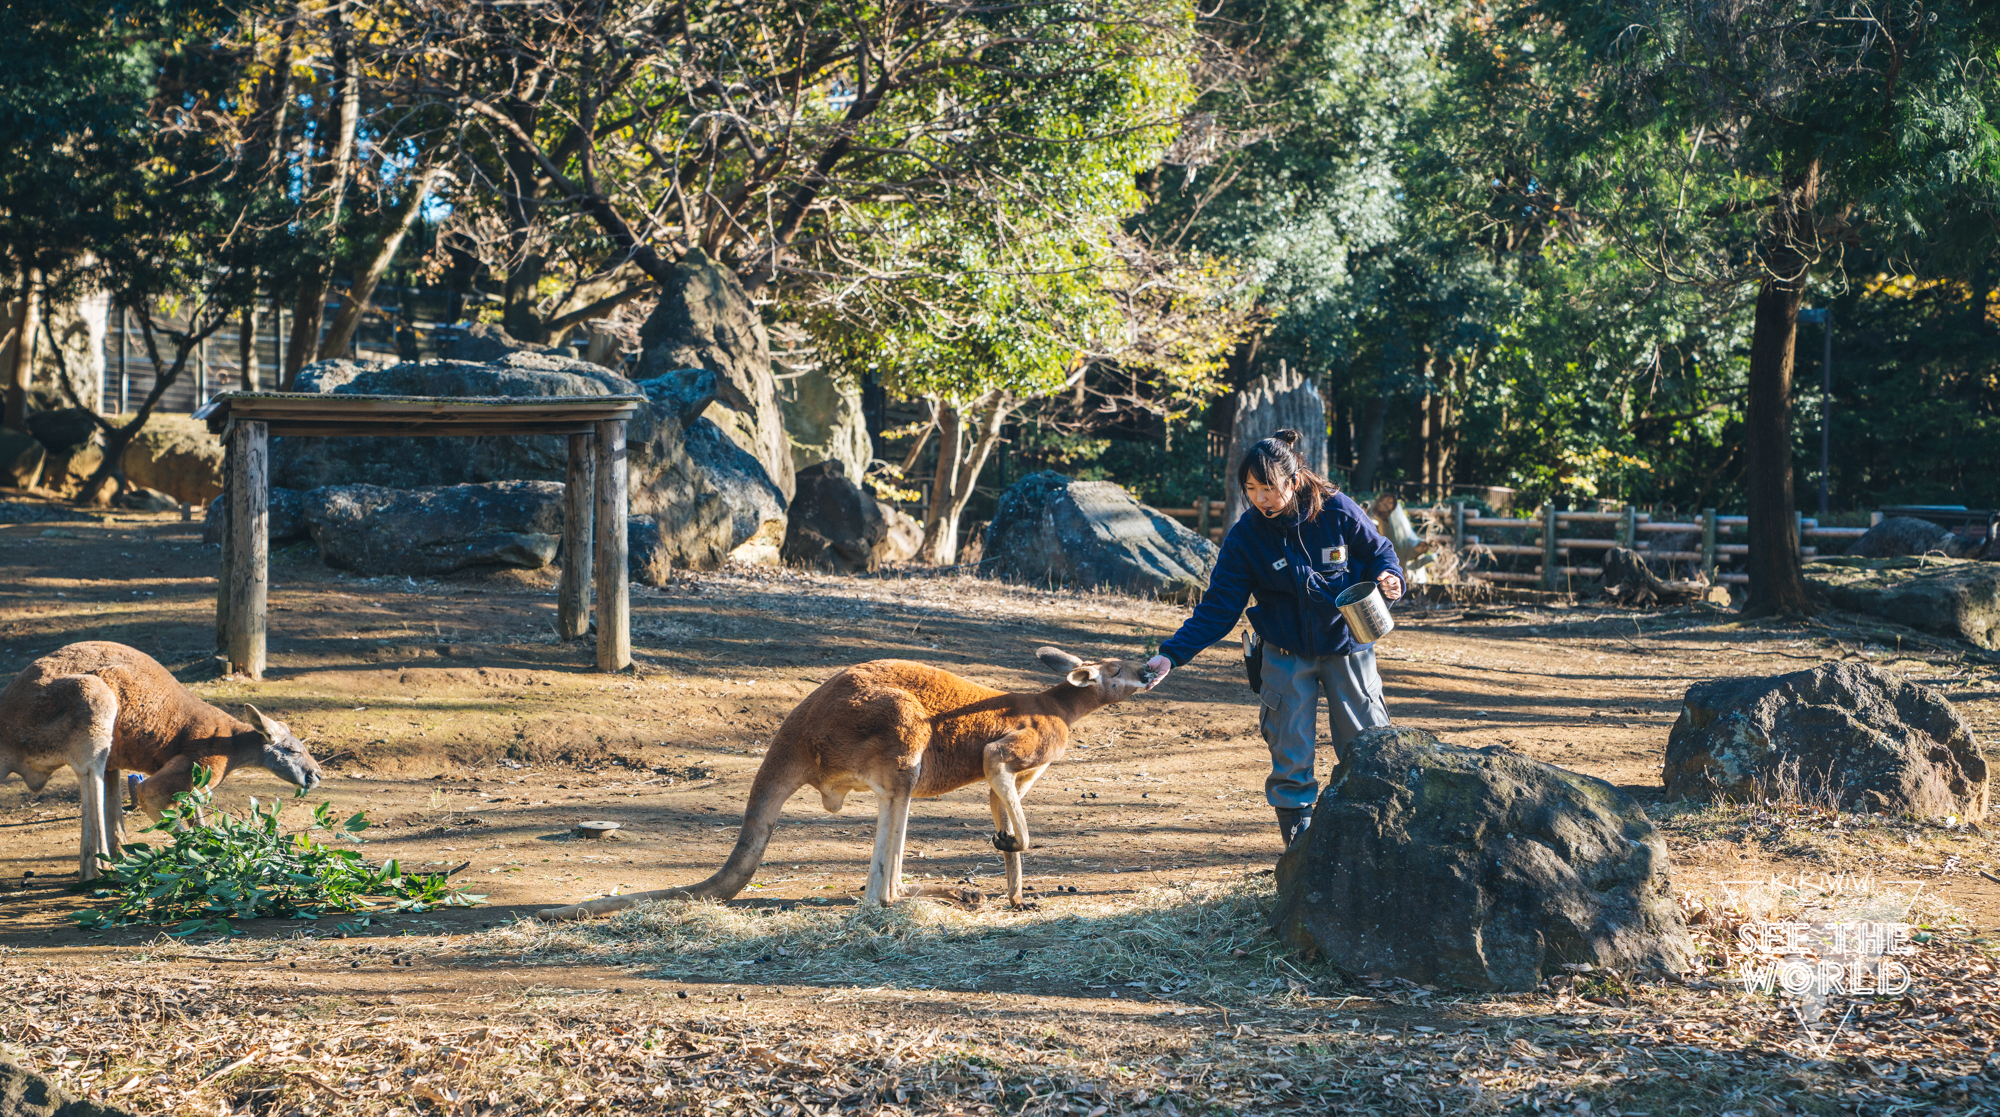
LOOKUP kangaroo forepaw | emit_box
[992,831,1026,853]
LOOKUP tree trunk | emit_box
[238,283,260,392]
[1352,393,1388,492]
[1404,392,1429,495]
[1742,159,1821,616]
[1426,385,1451,499]
[3,271,37,431]
[283,279,326,386]
[919,392,1010,565]
[320,160,448,359]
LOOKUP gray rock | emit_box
[118,413,223,504]
[26,408,98,453]
[1272,726,1693,992]
[1664,662,1988,818]
[292,357,391,393]
[984,472,1217,601]
[778,365,870,481]
[632,369,789,569]
[0,429,46,488]
[782,460,887,573]
[1846,516,1985,560]
[636,250,794,499]
[627,515,672,586]
[878,501,923,564]
[269,353,786,571]
[113,486,179,512]
[0,1059,136,1117]
[303,482,566,576]
[1804,556,2000,649]
[202,487,310,546]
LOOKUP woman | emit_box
[1144,430,1404,847]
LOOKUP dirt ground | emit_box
[3,498,1999,1115]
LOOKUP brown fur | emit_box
[0,641,322,879]
[536,647,1152,920]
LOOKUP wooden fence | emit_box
[1156,501,1874,589]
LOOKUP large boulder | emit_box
[1845,515,1988,560]
[303,482,567,576]
[1803,556,2000,649]
[635,250,794,499]
[271,352,636,491]
[1272,727,1693,991]
[201,487,310,545]
[269,344,787,571]
[984,472,1217,602]
[627,515,672,586]
[0,1058,137,1117]
[0,428,45,488]
[782,460,887,573]
[878,501,923,564]
[1664,662,1988,818]
[777,365,870,481]
[119,413,223,504]
[633,368,789,569]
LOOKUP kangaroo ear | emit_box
[1065,665,1102,688]
[1037,646,1084,672]
[242,704,282,740]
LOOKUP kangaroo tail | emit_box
[534,752,810,921]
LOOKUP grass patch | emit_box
[483,876,1316,1001]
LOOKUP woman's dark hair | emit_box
[1238,429,1340,519]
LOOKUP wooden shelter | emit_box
[194,392,645,680]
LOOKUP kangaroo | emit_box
[0,641,324,880]
[536,646,1154,920]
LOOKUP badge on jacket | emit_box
[1271,557,1288,571]
[1321,545,1348,566]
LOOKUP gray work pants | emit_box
[1257,645,1390,810]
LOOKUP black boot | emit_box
[1275,807,1313,848]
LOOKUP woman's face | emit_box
[1244,473,1294,518]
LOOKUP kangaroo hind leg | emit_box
[47,676,119,881]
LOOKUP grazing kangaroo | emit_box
[0,641,323,880]
[536,647,1154,920]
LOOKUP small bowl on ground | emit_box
[574,820,621,839]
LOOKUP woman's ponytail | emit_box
[1238,428,1339,519]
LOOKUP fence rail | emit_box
[1160,498,1877,593]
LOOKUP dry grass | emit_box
[478,877,1315,1005]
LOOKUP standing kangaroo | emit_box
[0,641,323,880]
[536,647,1153,920]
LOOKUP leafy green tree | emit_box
[0,0,313,502]
[1467,0,2000,611]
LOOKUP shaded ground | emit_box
[2,493,1999,1115]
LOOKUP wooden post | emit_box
[216,434,233,650]
[196,337,208,409]
[1195,491,1209,539]
[1540,501,1558,590]
[1453,501,1467,553]
[1794,510,1805,557]
[1622,505,1639,549]
[224,420,269,679]
[558,432,595,641]
[1701,508,1718,583]
[593,419,630,672]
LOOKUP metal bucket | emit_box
[1334,581,1394,644]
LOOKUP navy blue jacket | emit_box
[1159,492,1403,665]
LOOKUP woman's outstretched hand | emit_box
[1143,655,1171,689]
[1377,572,1405,601]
